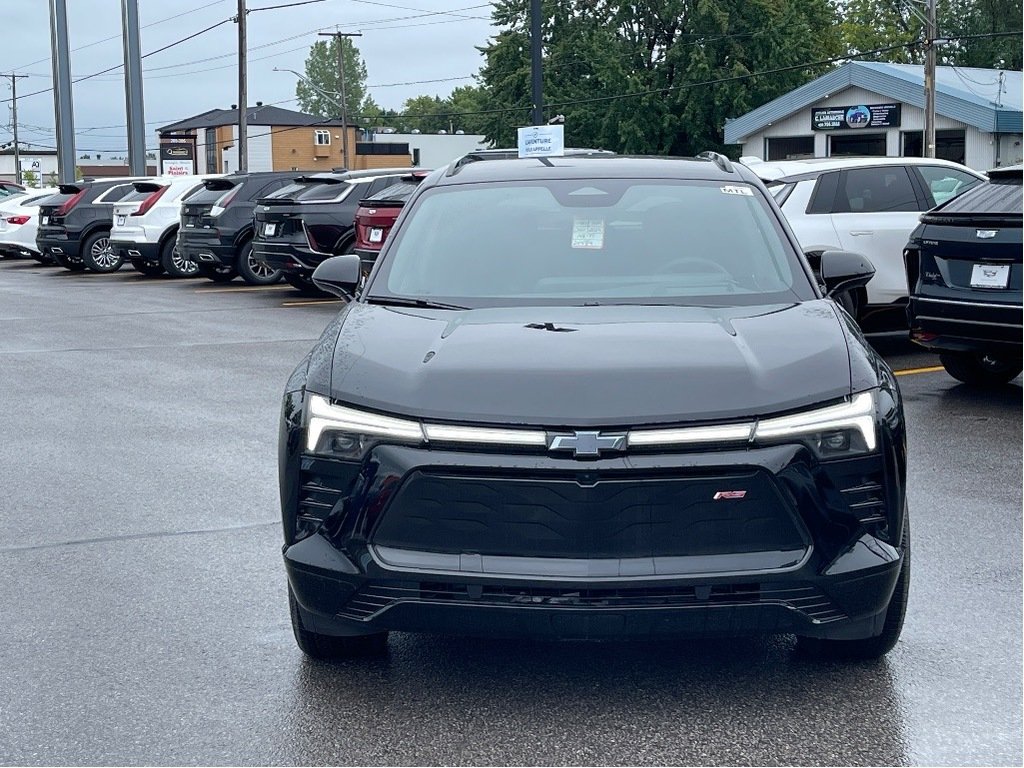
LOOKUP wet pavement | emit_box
[0,260,1020,766]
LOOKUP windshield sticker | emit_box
[571,218,605,249]
[721,185,754,196]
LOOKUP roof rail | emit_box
[696,151,735,174]
[445,147,617,177]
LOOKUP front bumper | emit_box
[282,439,906,641]
[111,240,160,263]
[909,294,1023,355]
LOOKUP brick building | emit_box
[157,104,411,175]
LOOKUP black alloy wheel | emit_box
[161,238,199,279]
[53,251,86,272]
[81,231,123,273]
[237,241,282,286]
[939,352,1023,386]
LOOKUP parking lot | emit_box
[0,260,1020,766]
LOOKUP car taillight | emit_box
[303,222,322,252]
[55,189,86,216]
[6,215,30,225]
[131,185,169,216]
[210,185,240,217]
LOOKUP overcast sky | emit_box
[2,0,497,156]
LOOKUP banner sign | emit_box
[517,125,565,158]
[811,103,901,131]
[160,141,195,175]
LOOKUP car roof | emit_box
[743,156,979,182]
[431,155,759,186]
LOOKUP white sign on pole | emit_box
[517,125,565,158]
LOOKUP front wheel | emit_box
[797,513,910,660]
[161,238,199,278]
[81,231,123,273]
[939,351,1022,386]
[288,588,388,660]
[237,242,282,286]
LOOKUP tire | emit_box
[797,512,910,661]
[282,272,326,296]
[81,231,123,273]
[288,587,388,660]
[53,251,86,272]
[160,237,199,279]
[939,351,1022,386]
[237,241,282,286]
[131,258,165,276]
[197,262,238,283]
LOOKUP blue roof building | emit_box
[723,61,1022,171]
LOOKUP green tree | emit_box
[836,0,1022,68]
[446,84,489,134]
[476,0,841,154]
[396,95,451,133]
[296,37,369,119]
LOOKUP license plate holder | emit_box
[116,215,126,226]
[41,216,49,225]
[970,263,1010,289]
[264,222,277,236]
[368,227,384,243]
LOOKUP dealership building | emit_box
[724,61,1022,171]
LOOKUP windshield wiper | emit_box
[366,296,469,311]
[575,301,729,308]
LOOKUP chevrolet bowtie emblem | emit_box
[549,430,627,458]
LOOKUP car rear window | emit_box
[372,179,812,308]
[365,179,421,204]
[119,185,166,204]
[185,183,238,205]
[295,181,351,202]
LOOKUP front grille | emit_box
[372,469,805,560]
[338,581,846,624]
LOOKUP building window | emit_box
[314,130,331,146]
[205,128,216,173]
[829,132,886,157]
[901,130,966,165]
[766,136,815,161]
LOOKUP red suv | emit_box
[353,171,430,270]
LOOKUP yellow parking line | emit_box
[280,299,342,307]
[894,365,945,377]
[194,285,293,294]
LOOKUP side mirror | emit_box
[311,254,362,298]
[818,249,875,297]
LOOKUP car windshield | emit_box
[369,178,813,308]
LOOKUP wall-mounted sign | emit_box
[160,141,195,175]
[811,103,901,131]
[517,124,565,158]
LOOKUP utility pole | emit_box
[121,0,146,176]
[530,0,543,125]
[236,0,248,172]
[318,31,362,169]
[923,0,937,158]
[49,0,76,183]
[2,72,27,186]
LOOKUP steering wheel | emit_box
[659,257,735,279]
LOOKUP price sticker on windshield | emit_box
[571,218,605,249]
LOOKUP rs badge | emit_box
[713,490,747,500]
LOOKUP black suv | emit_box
[36,178,146,271]
[252,168,413,291]
[905,165,1022,385]
[178,171,297,285]
[280,153,910,661]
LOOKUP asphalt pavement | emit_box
[0,260,1020,766]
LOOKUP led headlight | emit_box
[753,390,877,457]
[306,394,424,456]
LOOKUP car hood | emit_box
[326,301,854,427]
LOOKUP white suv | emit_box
[0,188,59,261]
[745,156,984,325]
[110,175,220,277]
